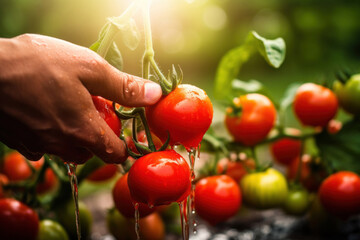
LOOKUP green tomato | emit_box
[56,201,93,240]
[283,187,310,215]
[333,74,360,115]
[240,168,288,209]
[37,219,69,240]
[106,208,129,240]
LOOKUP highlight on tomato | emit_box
[293,83,338,127]
[195,175,242,225]
[0,198,39,240]
[112,173,155,218]
[37,219,69,240]
[319,171,360,219]
[240,168,288,209]
[145,84,213,150]
[127,150,191,207]
[225,93,277,146]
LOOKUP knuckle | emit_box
[121,74,141,100]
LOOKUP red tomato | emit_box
[293,83,338,127]
[112,173,155,218]
[225,93,276,146]
[195,175,242,225]
[126,130,163,153]
[127,212,165,240]
[0,198,39,240]
[36,168,57,194]
[128,150,191,206]
[145,84,213,150]
[92,96,121,136]
[319,171,360,218]
[3,152,43,181]
[87,164,118,182]
[216,158,255,182]
[271,138,301,165]
[0,174,9,198]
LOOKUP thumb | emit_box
[80,57,162,107]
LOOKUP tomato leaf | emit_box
[232,79,265,94]
[315,119,360,174]
[108,17,140,51]
[90,41,123,71]
[214,31,286,100]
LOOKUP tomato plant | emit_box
[333,74,360,115]
[125,130,163,154]
[37,219,69,240]
[112,172,155,218]
[87,164,118,182]
[145,84,213,150]
[271,137,301,166]
[319,171,360,218]
[240,168,288,209]
[225,93,276,146]
[216,158,254,182]
[127,150,191,206]
[283,187,310,215]
[0,198,39,240]
[92,95,121,136]
[293,83,338,127]
[195,175,242,225]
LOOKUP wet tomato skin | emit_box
[0,198,39,240]
[92,96,121,136]
[195,175,242,225]
[128,150,191,206]
[319,171,360,218]
[112,173,155,218]
[225,93,276,146]
[293,83,338,127]
[145,84,213,150]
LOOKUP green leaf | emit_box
[108,17,140,51]
[232,79,266,95]
[90,41,123,71]
[315,119,360,174]
[214,31,286,100]
[279,83,301,112]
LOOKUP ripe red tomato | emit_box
[319,171,360,218]
[87,164,118,182]
[128,150,191,206]
[293,83,338,127]
[271,138,301,165]
[225,93,276,146]
[0,174,9,198]
[36,168,58,194]
[92,95,121,136]
[112,173,155,218]
[0,198,39,240]
[145,84,213,150]
[195,175,242,225]
[216,158,255,182]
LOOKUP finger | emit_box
[78,56,162,107]
[48,145,93,165]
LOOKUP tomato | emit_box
[283,187,310,215]
[271,137,301,166]
[195,175,242,225]
[145,84,213,150]
[87,164,118,182]
[56,201,93,240]
[333,74,360,115]
[287,155,325,192]
[0,198,39,240]
[107,209,165,240]
[92,95,121,136]
[225,93,276,146]
[240,168,288,209]
[216,158,254,182]
[0,174,9,198]
[36,168,58,194]
[319,171,360,218]
[113,173,155,218]
[37,219,69,240]
[125,130,163,153]
[293,83,338,127]
[128,150,191,206]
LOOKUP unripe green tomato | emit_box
[37,219,69,240]
[333,74,360,115]
[240,168,288,209]
[106,208,129,240]
[283,188,310,215]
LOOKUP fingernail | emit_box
[144,82,162,104]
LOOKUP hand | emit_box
[0,34,162,164]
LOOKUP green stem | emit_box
[142,0,154,80]
[138,108,156,151]
[250,146,260,171]
[44,155,68,182]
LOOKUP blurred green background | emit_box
[1,0,360,105]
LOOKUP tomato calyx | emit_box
[225,97,243,117]
[113,104,170,159]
